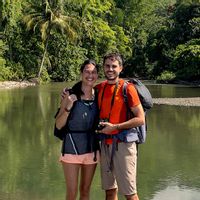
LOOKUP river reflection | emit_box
[138,104,200,200]
[152,185,200,200]
[0,83,200,200]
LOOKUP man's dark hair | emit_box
[103,52,123,66]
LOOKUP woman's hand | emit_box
[55,91,77,129]
[60,91,77,111]
[61,87,68,100]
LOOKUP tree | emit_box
[77,0,131,61]
[0,0,24,61]
[145,1,200,79]
[172,39,200,79]
[23,0,79,78]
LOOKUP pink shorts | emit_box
[60,151,100,165]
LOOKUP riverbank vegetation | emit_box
[0,0,199,83]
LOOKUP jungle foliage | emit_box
[0,0,199,82]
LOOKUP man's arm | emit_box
[116,104,145,130]
[98,103,145,134]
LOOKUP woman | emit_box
[55,59,100,200]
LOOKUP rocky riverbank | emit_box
[0,81,36,89]
[153,97,200,107]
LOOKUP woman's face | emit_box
[81,64,98,87]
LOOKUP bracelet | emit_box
[64,107,71,113]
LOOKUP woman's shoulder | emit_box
[96,80,106,86]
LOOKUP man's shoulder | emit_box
[121,79,136,92]
[122,80,139,99]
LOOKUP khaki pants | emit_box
[100,142,138,195]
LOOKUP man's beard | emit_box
[105,73,119,81]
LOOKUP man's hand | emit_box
[97,122,116,134]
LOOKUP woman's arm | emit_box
[55,93,77,129]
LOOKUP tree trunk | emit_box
[37,39,48,78]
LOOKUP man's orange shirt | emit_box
[96,79,141,141]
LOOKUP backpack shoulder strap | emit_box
[122,81,132,120]
[122,81,128,105]
[122,81,135,106]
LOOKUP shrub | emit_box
[0,65,13,81]
[172,42,200,79]
[156,71,176,83]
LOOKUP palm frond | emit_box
[40,21,50,42]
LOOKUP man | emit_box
[96,52,145,200]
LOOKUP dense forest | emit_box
[0,0,199,83]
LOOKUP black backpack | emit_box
[122,78,153,144]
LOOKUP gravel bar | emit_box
[153,97,200,107]
[0,81,36,89]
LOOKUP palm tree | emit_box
[23,0,79,78]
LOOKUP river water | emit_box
[0,82,200,200]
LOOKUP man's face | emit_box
[103,57,122,83]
